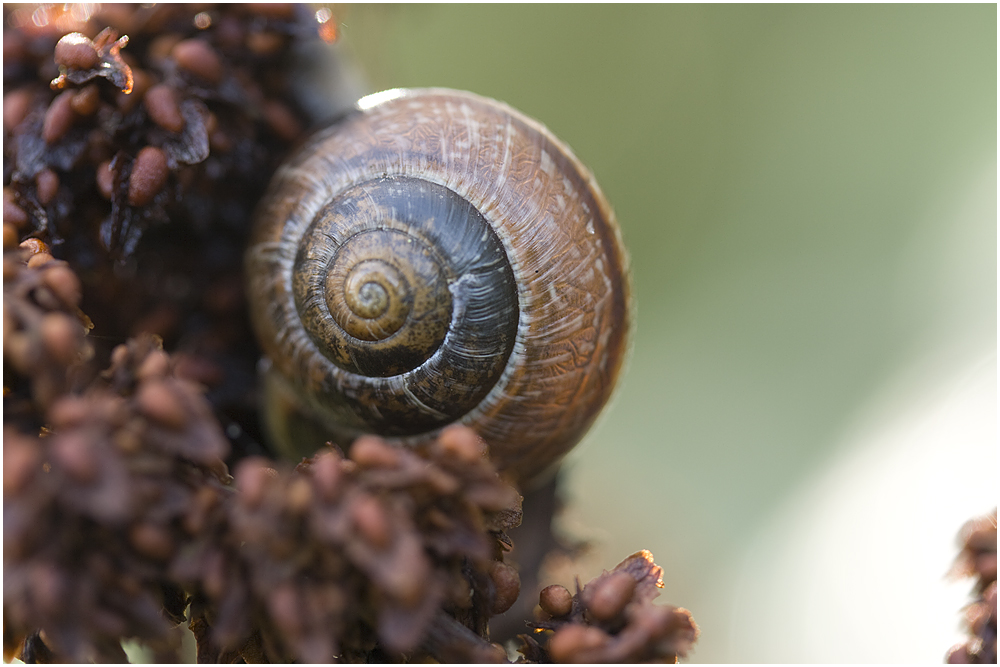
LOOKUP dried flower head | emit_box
[947,510,997,664]
[522,550,699,663]
[173,425,522,663]
[4,335,230,662]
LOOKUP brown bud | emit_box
[39,312,80,365]
[135,349,170,381]
[129,522,175,561]
[136,380,188,430]
[285,476,313,515]
[70,84,100,116]
[4,88,33,132]
[144,84,184,133]
[261,99,302,142]
[351,494,391,549]
[48,396,92,428]
[3,187,28,228]
[311,451,343,500]
[42,264,82,308]
[547,624,609,663]
[26,252,54,269]
[489,561,521,614]
[35,169,59,206]
[171,39,223,83]
[50,433,98,483]
[19,237,48,256]
[3,436,41,495]
[246,31,285,56]
[235,458,274,509]
[350,435,401,468]
[42,91,76,144]
[96,159,115,199]
[540,584,574,618]
[127,146,168,206]
[437,424,487,464]
[3,224,18,250]
[54,32,100,70]
[586,571,636,622]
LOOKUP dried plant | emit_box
[3,4,697,663]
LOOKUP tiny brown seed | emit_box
[42,91,76,144]
[39,312,80,365]
[261,99,303,142]
[117,69,151,112]
[246,31,285,56]
[48,396,92,428]
[3,436,41,495]
[489,561,521,615]
[586,571,636,622]
[148,33,183,62]
[3,187,28,228]
[3,89,33,132]
[350,435,401,468]
[171,39,223,83]
[70,84,100,116]
[96,159,115,199]
[51,433,98,483]
[136,349,171,381]
[3,223,18,249]
[235,458,273,509]
[35,169,59,206]
[437,424,487,465]
[144,84,184,133]
[127,146,169,207]
[19,238,48,256]
[110,342,130,368]
[285,476,313,515]
[351,494,391,549]
[310,451,343,500]
[54,32,100,69]
[26,252,54,268]
[130,522,176,560]
[136,380,188,430]
[42,264,82,307]
[268,584,303,637]
[539,584,574,618]
[547,624,608,663]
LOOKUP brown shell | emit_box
[246,88,631,483]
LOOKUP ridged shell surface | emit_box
[247,88,631,482]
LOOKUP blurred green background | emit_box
[332,5,996,662]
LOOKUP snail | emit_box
[246,88,631,484]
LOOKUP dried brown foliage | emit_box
[947,510,997,664]
[3,4,698,663]
[519,550,699,663]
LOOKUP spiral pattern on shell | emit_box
[247,89,631,482]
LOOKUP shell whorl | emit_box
[247,88,631,482]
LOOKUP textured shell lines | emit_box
[247,89,630,482]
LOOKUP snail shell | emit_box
[246,88,631,483]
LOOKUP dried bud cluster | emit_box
[521,551,698,663]
[947,510,997,664]
[171,425,521,663]
[3,5,700,663]
[4,5,319,461]
[4,335,231,662]
[4,246,93,416]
